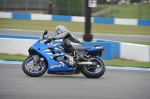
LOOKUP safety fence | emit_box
[0,11,150,26]
[0,0,150,19]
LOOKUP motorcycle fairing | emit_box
[76,46,103,55]
[86,46,103,52]
[29,41,76,72]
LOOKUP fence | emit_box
[1,11,150,26]
[0,0,150,19]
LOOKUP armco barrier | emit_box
[138,19,150,26]
[12,12,31,20]
[93,17,114,24]
[114,18,137,25]
[0,11,150,26]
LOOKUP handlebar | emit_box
[38,30,54,44]
[44,38,53,44]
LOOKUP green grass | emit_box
[92,4,110,13]
[123,41,150,45]
[0,54,28,61]
[0,18,150,35]
[0,54,149,68]
[97,4,150,19]
[105,4,150,19]
[103,59,150,68]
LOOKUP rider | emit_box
[45,25,84,60]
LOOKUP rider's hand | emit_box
[44,37,53,44]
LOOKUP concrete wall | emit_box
[120,43,150,62]
[0,38,36,55]
[96,40,120,58]
[0,35,150,62]
[0,11,150,26]
[0,38,113,60]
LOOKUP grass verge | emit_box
[93,4,150,19]
[0,54,149,68]
[109,4,150,19]
[0,18,150,35]
[122,41,150,45]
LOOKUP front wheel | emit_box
[80,57,105,78]
[22,56,48,77]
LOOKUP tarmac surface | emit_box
[0,64,150,99]
[0,29,150,42]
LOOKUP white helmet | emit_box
[55,25,67,36]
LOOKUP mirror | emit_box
[43,30,48,39]
[43,30,48,35]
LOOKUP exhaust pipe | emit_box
[77,62,95,65]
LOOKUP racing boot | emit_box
[75,54,84,61]
[72,49,84,61]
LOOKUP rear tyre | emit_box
[22,56,47,77]
[80,57,105,78]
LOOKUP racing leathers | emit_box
[46,30,84,60]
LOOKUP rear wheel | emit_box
[22,56,47,77]
[80,57,105,78]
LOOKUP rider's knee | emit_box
[64,41,71,48]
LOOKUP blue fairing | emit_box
[30,41,75,72]
[87,47,100,52]
[78,46,102,54]
[29,40,102,73]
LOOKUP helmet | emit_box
[55,25,67,36]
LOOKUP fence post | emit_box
[110,0,114,18]
[3,0,6,11]
[38,0,41,10]
[25,0,28,12]
[68,0,70,15]
[83,0,93,42]
[139,0,142,19]
[82,0,84,16]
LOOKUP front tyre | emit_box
[80,57,105,78]
[22,56,48,77]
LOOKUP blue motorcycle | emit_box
[22,30,105,78]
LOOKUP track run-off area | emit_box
[0,29,150,99]
[0,62,150,99]
[0,28,150,42]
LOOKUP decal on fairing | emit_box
[50,62,65,69]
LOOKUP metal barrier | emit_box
[0,11,150,26]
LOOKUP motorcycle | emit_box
[22,30,105,78]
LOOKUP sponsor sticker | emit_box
[50,63,65,69]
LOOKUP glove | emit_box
[44,37,53,44]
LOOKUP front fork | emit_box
[32,55,39,66]
[32,55,44,66]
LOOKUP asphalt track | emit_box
[0,29,150,42]
[0,63,150,99]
